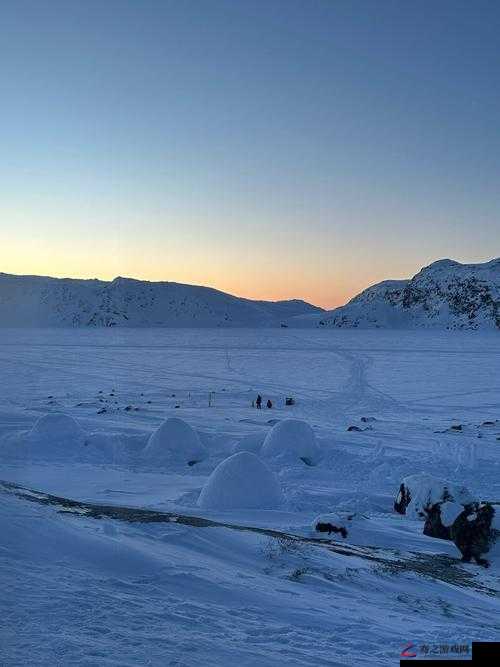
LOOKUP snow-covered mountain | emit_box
[0,273,323,328]
[292,258,500,330]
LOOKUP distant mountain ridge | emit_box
[292,258,500,330]
[0,273,323,328]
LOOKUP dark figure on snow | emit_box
[256,394,262,409]
[266,399,273,409]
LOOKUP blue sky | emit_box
[1,0,499,306]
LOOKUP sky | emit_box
[1,0,499,308]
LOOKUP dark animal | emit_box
[423,503,453,540]
[450,502,497,568]
[315,522,348,539]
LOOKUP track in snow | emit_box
[2,479,497,598]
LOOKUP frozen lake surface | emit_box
[1,328,500,665]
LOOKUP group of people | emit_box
[254,394,272,409]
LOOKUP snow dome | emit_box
[261,419,321,466]
[27,412,87,458]
[143,417,207,467]
[197,452,284,510]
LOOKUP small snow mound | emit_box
[440,501,465,528]
[261,419,321,466]
[232,432,266,455]
[143,417,207,467]
[311,513,348,539]
[27,412,86,459]
[197,452,284,510]
[398,474,474,520]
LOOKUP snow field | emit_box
[1,328,500,665]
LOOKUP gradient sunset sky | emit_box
[2,0,499,308]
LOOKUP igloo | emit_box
[28,412,87,458]
[261,419,321,466]
[197,452,284,510]
[232,432,265,455]
[143,417,207,467]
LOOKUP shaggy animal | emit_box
[450,502,498,568]
[314,522,348,539]
[423,503,453,540]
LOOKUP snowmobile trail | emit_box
[1,479,497,598]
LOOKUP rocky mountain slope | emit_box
[0,273,322,328]
[293,259,500,330]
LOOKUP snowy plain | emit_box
[1,327,500,665]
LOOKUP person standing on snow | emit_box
[256,394,262,409]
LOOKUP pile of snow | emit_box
[26,412,87,459]
[197,452,284,510]
[261,419,321,466]
[396,474,474,520]
[439,501,465,528]
[143,417,207,467]
[232,432,266,455]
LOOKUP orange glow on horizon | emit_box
[0,258,354,310]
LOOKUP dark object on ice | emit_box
[97,408,107,414]
[256,394,262,409]
[394,482,411,515]
[482,420,495,426]
[124,405,133,412]
[300,456,313,466]
[266,399,273,409]
[423,503,453,541]
[174,404,180,409]
[450,424,463,431]
[285,397,295,406]
[280,323,288,328]
[450,502,498,568]
[315,522,348,539]
[347,425,363,432]
[147,400,152,404]
[171,394,176,398]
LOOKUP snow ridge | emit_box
[0,273,322,328]
[308,258,500,330]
